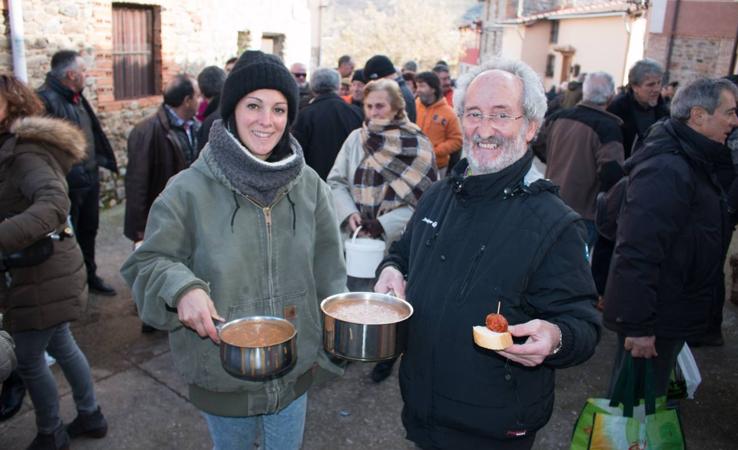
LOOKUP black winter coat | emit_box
[382,153,601,448]
[604,119,733,339]
[397,77,417,123]
[607,89,669,159]
[37,74,118,190]
[291,93,362,180]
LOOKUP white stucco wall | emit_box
[556,15,630,86]
[520,22,551,81]
[500,25,525,60]
[201,0,313,68]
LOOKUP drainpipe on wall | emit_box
[664,0,682,81]
[729,22,738,74]
[8,0,28,83]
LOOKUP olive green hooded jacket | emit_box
[121,123,346,416]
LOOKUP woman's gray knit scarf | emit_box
[206,119,304,206]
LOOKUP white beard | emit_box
[463,125,529,175]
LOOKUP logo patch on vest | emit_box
[421,217,438,228]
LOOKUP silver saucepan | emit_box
[321,292,413,362]
[216,316,297,381]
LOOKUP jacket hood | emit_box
[1,116,86,172]
[623,118,722,176]
[578,101,624,127]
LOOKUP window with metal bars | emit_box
[112,4,159,99]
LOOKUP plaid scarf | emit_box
[352,118,436,220]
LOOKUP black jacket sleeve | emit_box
[525,219,601,368]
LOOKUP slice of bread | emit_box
[473,326,513,350]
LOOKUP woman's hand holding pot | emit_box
[177,288,224,344]
[375,266,406,299]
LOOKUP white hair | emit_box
[453,58,547,126]
[583,72,615,105]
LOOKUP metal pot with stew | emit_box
[216,316,297,381]
[321,292,413,362]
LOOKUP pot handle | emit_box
[351,226,363,242]
[212,318,225,333]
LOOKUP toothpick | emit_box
[496,301,501,315]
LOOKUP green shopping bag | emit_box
[570,355,685,450]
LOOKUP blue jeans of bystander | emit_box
[202,392,308,450]
[13,322,98,433]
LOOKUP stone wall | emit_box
[647,34,736,83]
[1,0,313,207]
[645,0,738,85]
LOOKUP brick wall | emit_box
[0,1,313,207]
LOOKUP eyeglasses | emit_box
[292,73,307,78]
[462,110,524,125]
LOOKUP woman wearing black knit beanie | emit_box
[122,50,347,449]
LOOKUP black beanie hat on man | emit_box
[364,55,396,81]
[220,50,299,124]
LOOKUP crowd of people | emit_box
[0,43,736,450]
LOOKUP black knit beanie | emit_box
[364,55,396,80]
[416,71,442,101]
[351,69,365,83]
[220,50,299,124]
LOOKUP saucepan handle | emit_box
[213,318,225,332]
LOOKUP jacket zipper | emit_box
[244,191,286,414]
[244,191,286,305]
[455,244,486,303]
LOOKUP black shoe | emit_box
[66,406,108,439]
[27,424,69,450]
[0,370,26,421]
[141,323,157,334]
[370,359,397,383]
[88,276,117,296]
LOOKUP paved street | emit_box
[1,204,736,449]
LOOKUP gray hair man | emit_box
[607,58,669,157]
[533,71,625,248]
[292,68,362,179]
[37,50,119,295]
[310,67,340,96]
[604,78,738,395]
[374,58,601,449]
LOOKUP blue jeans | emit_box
[13,322,98,433]
[202,393,307,450]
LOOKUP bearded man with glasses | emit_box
[374,58,601,450]
[290,62,312,109]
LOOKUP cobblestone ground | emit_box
[1,204,736,449]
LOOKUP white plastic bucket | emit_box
[345,226,386,278]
